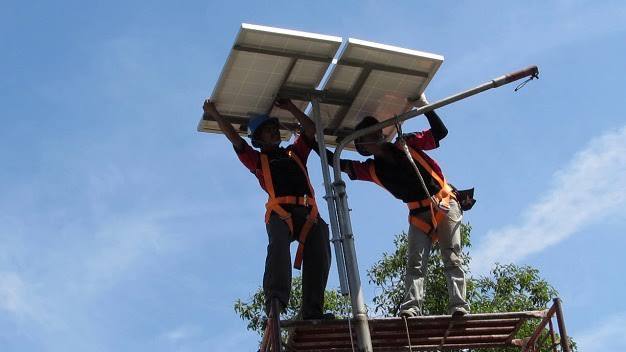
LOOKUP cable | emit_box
[403,316,414,352]
[394,119,438,210]
[514,71,539,92]
[347,316,356,352]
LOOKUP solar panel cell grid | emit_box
[198,24,443,148]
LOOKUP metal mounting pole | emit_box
[311,98,349,295]
[311,98,372,351]
[334,178,373,351]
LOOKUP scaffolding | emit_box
[260,298,571,351]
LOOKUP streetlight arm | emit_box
[332,65,539,182]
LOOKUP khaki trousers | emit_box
[399,199,470,315]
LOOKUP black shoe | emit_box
[303,312,336,320]
[451,307,469,317]
[399,308,421,318]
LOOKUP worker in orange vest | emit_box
[202,98,332,319]
[321,95,474,317]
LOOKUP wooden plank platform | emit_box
[281,310,547,351]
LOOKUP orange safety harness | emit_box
[260,150,318,270]
[367,146,455,242]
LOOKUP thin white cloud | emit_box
[162,324,201,343]
[75,213,176,294]
[205,330,257,352]
[576,313,626,352]
[0,272,31,316]
[473,125,626,273]
[0,270,54,333]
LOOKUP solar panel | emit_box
[318,38,443,147]
[198,24,443,148]
[198,23,342,139]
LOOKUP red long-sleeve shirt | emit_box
[234,134,314,197]
[344,130,445,203]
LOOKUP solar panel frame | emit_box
[199,25,444,150]
[320,38,444,146]
[198,24,342,139]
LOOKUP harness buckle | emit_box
[431,195,450,213]
[303,194,309,207]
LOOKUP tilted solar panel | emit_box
[198,23,342,139]
[319,38,443,147]
[199,24,443,149]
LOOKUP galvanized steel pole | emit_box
[333,178,372,351]
[311,98,372,351]
[311,99,350,295]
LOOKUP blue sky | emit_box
[1,1,625,351]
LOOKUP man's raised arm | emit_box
[274,98,316,140]
[416,94,448,141]
[202,99,246,150]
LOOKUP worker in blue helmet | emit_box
[247,114,279,148]
[202,97,333,320]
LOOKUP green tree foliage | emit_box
[367,224,472,316]
[368,224,574,351]
[235,224,575,350]
[234,276,352,335]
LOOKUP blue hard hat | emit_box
[248,114,279,136]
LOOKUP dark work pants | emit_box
[263,206,331,319]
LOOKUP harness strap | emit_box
[408,208,446,242]
[407,186,453,241]
[260,151,318,270]
[260,154,276,198]
[407,184,455,212]
[368,146,456,241]
[405,146,456,238]
[287,150,319,270]
[407,148,446,188]
[368,162,384,188]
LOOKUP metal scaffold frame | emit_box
[276,298,572,351]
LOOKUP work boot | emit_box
[302,312,336,320]
[399,307,421,318]
[451,306,469,317]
